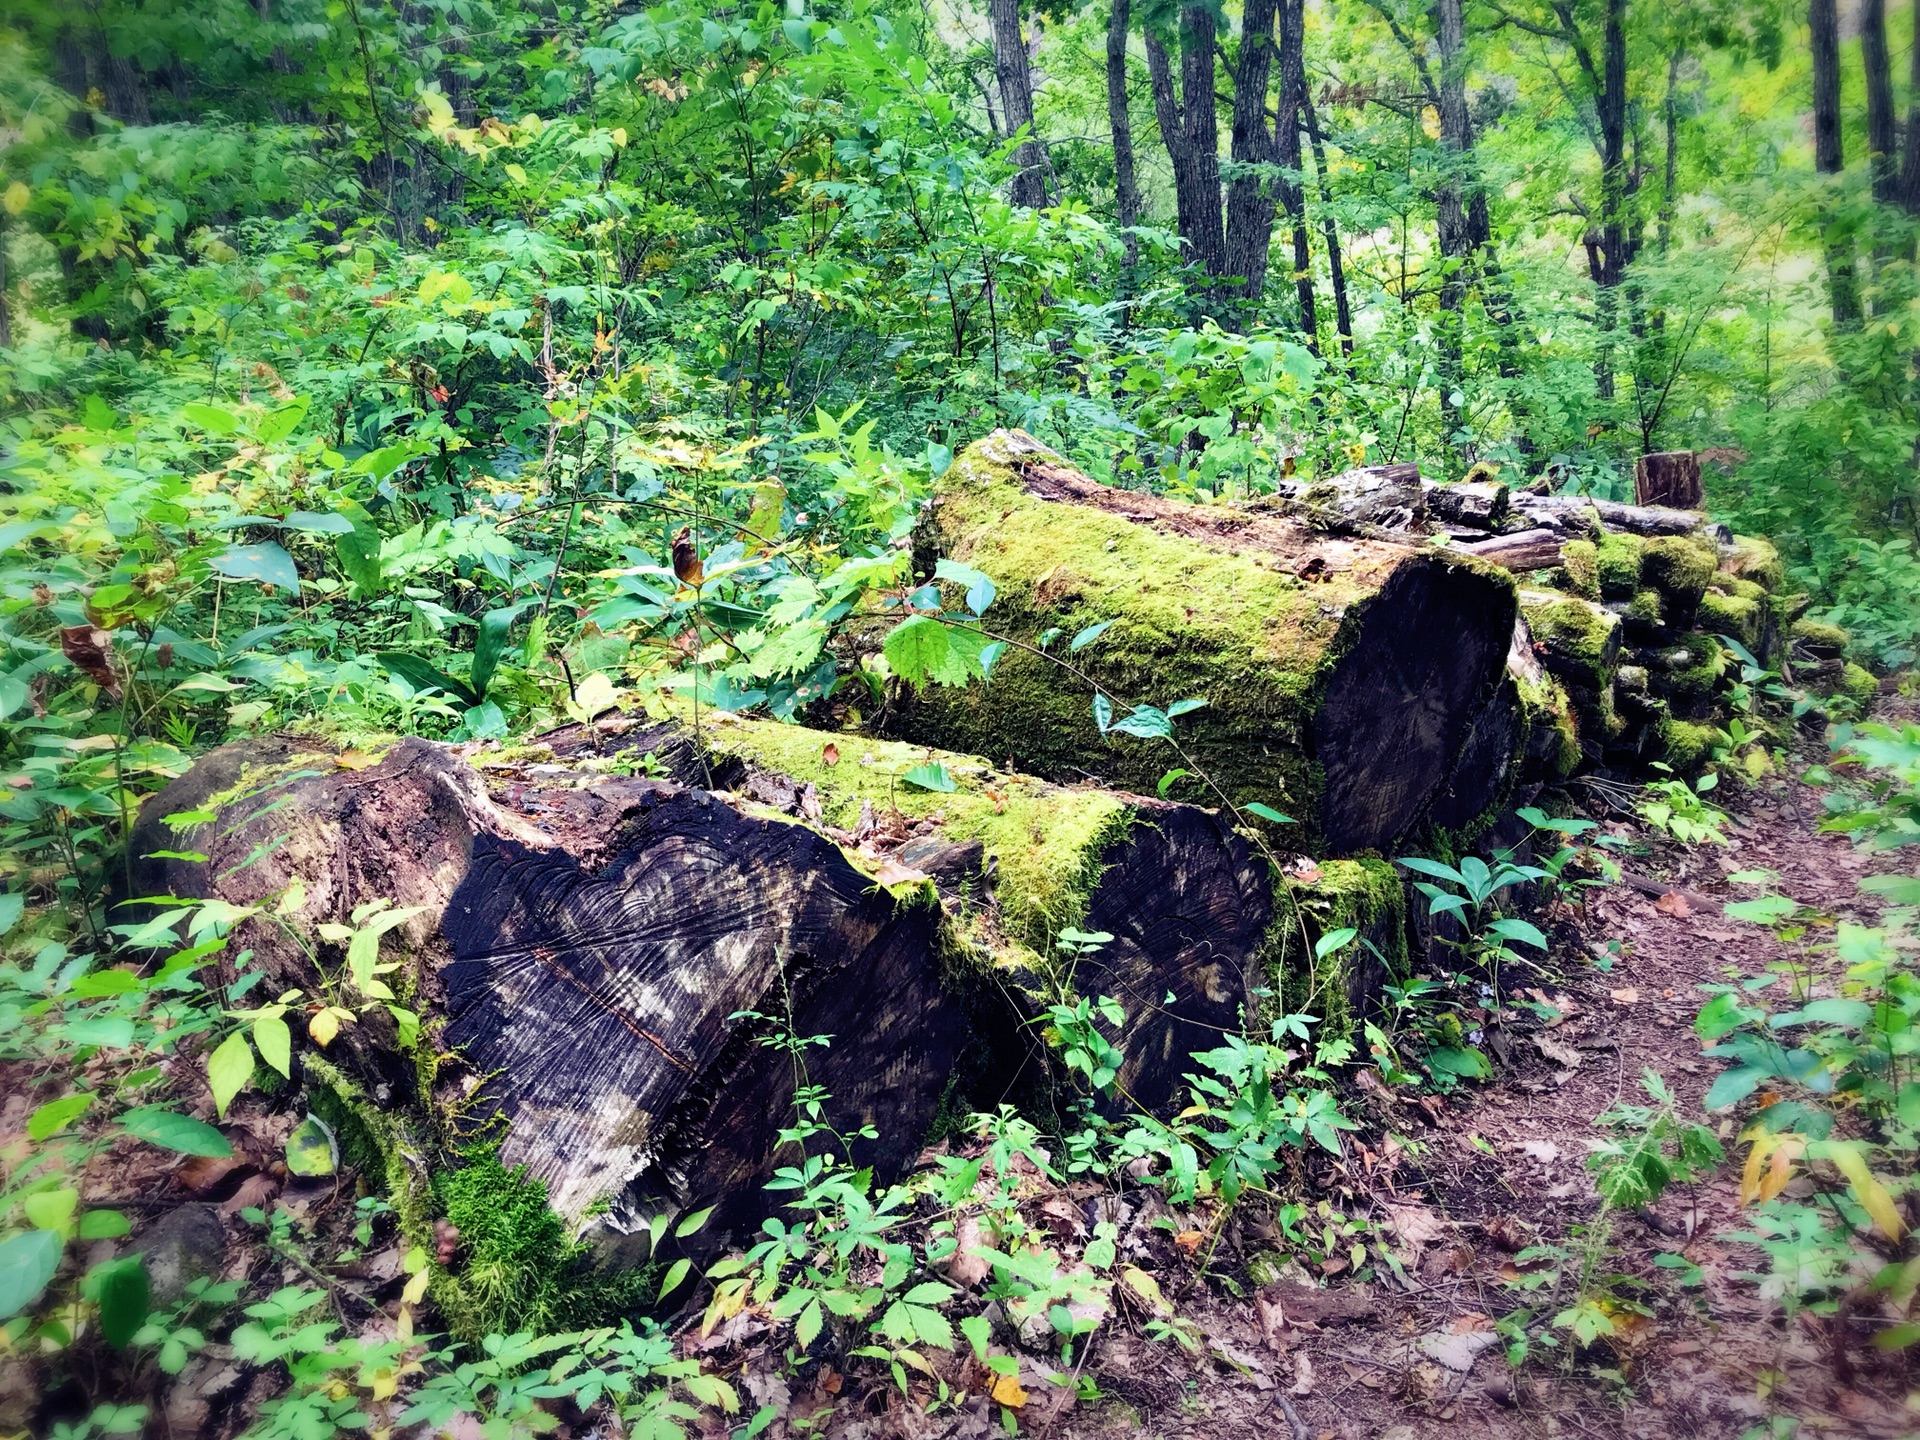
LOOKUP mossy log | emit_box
[1425,478,1511,530]
[125,716,1299,1258]
[1275,462,1426,534]
[1510,493,1724,539]
[888,431,1520,856]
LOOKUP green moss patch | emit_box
[1727,535,1785,592]
[1791,619,1851,657]
[1659,717,1716,770]
[1639,534,1717,600]
[1839,661,1880,706]
[1519,592,1621,689]
[1555,539,1599,599]
[1699,590,1761,647]
[1595,533,1644,599]
[690,711,1136,964]
[1270,858,1406,1042]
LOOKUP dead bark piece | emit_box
[1425,479,1510,529]
[1634,450,1703,509]
[1279,462,1426,534]
[894,431,1520,855]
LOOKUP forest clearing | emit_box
[0,0,1917,1436]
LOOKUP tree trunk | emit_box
[1434,0,1477,448]
[991,0,1050,209]
[1144,7,1227,289]
[1811,0,1862,328]
[1223,0,1281,309]
[1863,0,1896,204]
[1901,0,1920,212]
[127,716,1291,1255]
[1105,0,1143,273]
[1590,0,1632,399]
[1302,92,1354,359]
[1277,0,1318,346]
[891,430,1521,855]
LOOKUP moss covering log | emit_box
[888,430,1520,856]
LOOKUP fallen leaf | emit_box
[1610,987,1640,1005]
[870,858,931,888]
[175,1155,246,1195]
[335,750,377,771]
[60,625,121,698]
[1173,1229,1206,1254]
[220,1172,280,1215]
[1038,1194,1087,1242]
[1520,1140,1560,1165]
[1654,891,1691,918]
[948,1215,990,1287]
[1534,1035,1583,1070]
[1290,1352,1315,1396]
[822,743,839,766]
[1417,1329,1499,1372]
[991,1373,1028,1408]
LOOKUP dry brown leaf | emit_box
[1173,1229,1206,1254]
[1654,890,1691,918]
[1290,1352,1315,1396]
[1534,1035,1583,1070]
[176,1154,245,1194]
[990,1374,1028,1408]
[821,743,839,766]
[60,626,121,698]
[670,526,703,586]
[870,858,931,888]
[1520,1140,1560,1166]
[1610,987,1640,1005]
[220,1172,280,1215]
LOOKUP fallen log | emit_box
[1456,527,1564,571]
[1510,493,1723,539]
[125,715,1293,1269]
[889,431,1521,855]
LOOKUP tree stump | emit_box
[1633,450,1704,510]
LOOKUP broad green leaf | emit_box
[469,607,517,698]
[674,1206,715,1238]
[1245,803,1292,825]
[334,500,384,595]
[1313,927,1359,961]
[1069,620,1113,652]
[28,1093,94,1141]
[252,397,310,444]
[117,1107,231,1157]
[1725,895,1797,925]
[375,652,479,707]
[78,1210,130,1240]
[210,543,300,594]
[902,762,957,793]
[180,402,239,436]
[658,1257,692,1301]
[0,1229,61,1319]
[90,1256,149,1347]
[207,1031,255,1119]
[252,1014,292,1078]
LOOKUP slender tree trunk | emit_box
[1659,50,1680,254]
[991,0,1050,209]
[1863,0,1896,203]
[1434,0,1476,446]
[1276,0,1317,348]
[0,228,11,350]
[1901,0,1920,212]
[1810,0,1862,328]
[1303,92,1353,359]
[1105,0,1143,274]
[1224,0,1281,312]
[1144,7,1227,291]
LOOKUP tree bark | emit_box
[1591,0,1632,399]
[892,430,1521,855]
[1810,0,1862,328]
[1144,6,1227,290]
[990,0,1050,209]
[1105,0,1143,273]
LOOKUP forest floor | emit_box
[1046,707,1919,1440]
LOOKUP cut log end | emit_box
[1314,554,1519,853]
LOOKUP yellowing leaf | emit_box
[2,181,28,216]
[308,1008,341,1048]
[1813,1140,1907,1241]
[990,1373,1028,1407]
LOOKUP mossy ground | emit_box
[1659,717,1717,770]
[1839,662,1880,707]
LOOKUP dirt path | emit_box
[1063,734,1916,1440]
